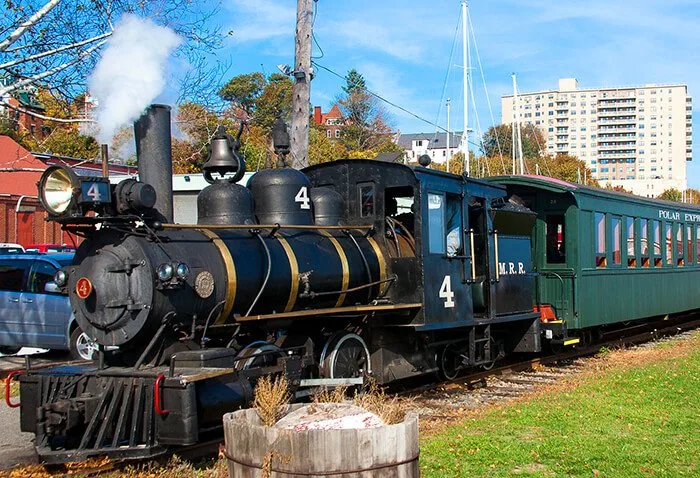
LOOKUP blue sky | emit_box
[221,0,700,188]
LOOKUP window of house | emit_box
[546,215,566,264]
[326,130,331,138]
[427,193,445,255]
[595,212,606,267]
[335,130,341,138]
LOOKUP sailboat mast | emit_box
[512,73,525,174]
[462,0,469,176]
[446,98,451,173]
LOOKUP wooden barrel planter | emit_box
[223,404,419,477]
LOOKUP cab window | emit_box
[427,193,445,254]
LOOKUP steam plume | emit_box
[88,15,181,144]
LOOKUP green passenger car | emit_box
[491,176,700,335]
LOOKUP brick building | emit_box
[313,104,345,139]
[0,136,64,246]
[0,136,137,247]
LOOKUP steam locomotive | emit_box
[14,105,548,463]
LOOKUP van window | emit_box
[427,194,445,254]
[28,261,58,293]
[546,215,566,264]
[0,259,31,292]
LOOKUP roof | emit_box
[490,175,700,211]
[15,90,45,111]
[374,152,404,163]
[0,135,46,196]
[397,132,463,150]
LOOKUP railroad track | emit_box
[7,314,699,476]
[407,314,700,426]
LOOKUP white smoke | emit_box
[88,15,181,144]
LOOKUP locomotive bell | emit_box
[203,125,245,183]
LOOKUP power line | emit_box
[312,61,449,134]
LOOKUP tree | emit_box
[605,184,633,194]
[309,125,346,166]
[525,153,599,187]
[658,188,683,202]
[336,70,395,153]
[0,1,225,102]
[218,72,293,132]
[218,72,266,115]
[342,69,366,94]
[171,101,237,174]
[481,123,546,159]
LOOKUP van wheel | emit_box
[0,346,21,355]
[70,327,98,361]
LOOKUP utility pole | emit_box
[290,0,314,169]
[446,98,451,173]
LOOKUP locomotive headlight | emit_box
[39,165,79,215]
[157,263,174,281]
[175,263,189,279]
[54,270,67,287]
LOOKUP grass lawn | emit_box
[420,334,700,477]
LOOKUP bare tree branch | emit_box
[1,100,95,123]
[0,0,62,52]
[0,32,112,71]
[0,40,107,97]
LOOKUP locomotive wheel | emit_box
[321,332,371,379]
[235,341,283,371]
[439,343,462,381]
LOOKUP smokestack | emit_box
[134,104,173,222]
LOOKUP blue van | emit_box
[0,253,96,360]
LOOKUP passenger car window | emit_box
[0,259,31,292]
[640,220,649,267]
[594,212,606,267]
[626,217,636,267]
[612,217,621,265]
[652,221,662,267]
[428,193,445,254]
[665,223,673,266]
[546,215,566,264]
[28,261,58,293]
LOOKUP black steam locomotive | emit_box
[14,105,542,463]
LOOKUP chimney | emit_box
[134,104,173,222]
[313,106,322,125]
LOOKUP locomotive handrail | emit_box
[494,231,500,282]
[160,223,374,231]
[4,370,21,408]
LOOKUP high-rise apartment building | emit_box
[502,78,693,197]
